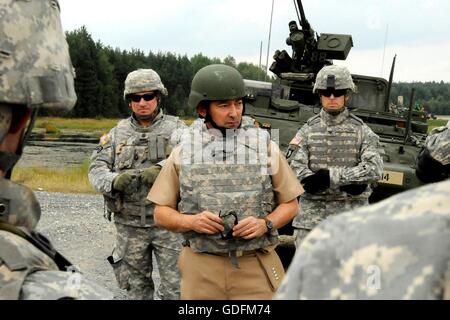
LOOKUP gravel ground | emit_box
[35,191,161,300]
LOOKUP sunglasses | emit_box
[219,210,239,240]
[130,93,156,102]
[318,89,347,98]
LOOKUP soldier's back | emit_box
[276,179,450,300]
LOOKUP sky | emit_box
[59,0,450,82]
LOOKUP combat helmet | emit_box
[123,69,168,99]
[313,65,356,93]
[0,0,77,110]
[0,0,76,229]
[188,64,246,110]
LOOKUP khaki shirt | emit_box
[148,141,303,209]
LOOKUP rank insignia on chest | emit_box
[100,134,110,145]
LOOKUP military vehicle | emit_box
[244,0,428,268]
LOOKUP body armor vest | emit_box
[178,127,278,253]
[303,109,366,201]
[307,110,362,172]
[105,113,178,221]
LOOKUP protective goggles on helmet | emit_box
[318,89,347,98]
[129,93,156,102]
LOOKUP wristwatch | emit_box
[263,216,273,233]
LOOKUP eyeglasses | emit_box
[219,210,238,240]
[130,93,156,103]
[318,89,347,98]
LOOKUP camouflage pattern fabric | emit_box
[0,177,41,231]
[88,110,185,300]
[89,110,186,226]
[178,125,278,253]
[425,120,450,165]
[275,179,450,300]
[313,65,356,93]
[123,68,168,98]
[110,223,180,300]
[290,108,383,234]
[21,270,113,300]
[0,0,76,110]
[0,230,111,300]
[293,198,367,247]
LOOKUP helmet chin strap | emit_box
[3,108,39,179]
[203,100,245,136]
[204,114,242,137]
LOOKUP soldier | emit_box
[88,69,186,300]
[148,64,304,300]
[416,120,449,183]
[288,65,383,247]
[275,138,450,299]
[0,0,111,299]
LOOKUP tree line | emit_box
[390,82,450,115]
[49,26,450,118]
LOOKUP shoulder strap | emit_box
[0,222,72,271]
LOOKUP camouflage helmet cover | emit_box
[313,65,356,93]
[188,64,246,110]
[0,0,77,110]
[123,69,168,99]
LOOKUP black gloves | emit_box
[112,172,133,192]
[340,184,368,195]
[416,148,449,183]
[301,169,330,194]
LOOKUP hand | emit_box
[340,184,368,195]
[301,169,330,194]
[112,172,133,192]
[141,165,161,187]
[232,216,267,240]
[189,211,224,235]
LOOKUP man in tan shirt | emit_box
[148,64,303,299]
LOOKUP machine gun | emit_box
[270,0,353,80]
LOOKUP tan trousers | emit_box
[178,246,284,300]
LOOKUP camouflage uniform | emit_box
[290,108,383,244]
[416,120,449,183]
[289,65,383,246]
[275,178,450,300]
[0,0,111,300]
[89,111,186,300]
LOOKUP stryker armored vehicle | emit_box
[244,0,428,267]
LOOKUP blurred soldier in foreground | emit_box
[149,64,303,299]
[288,65,383,247]
[275,128,450,300]
[88,69,186,299]
[416,120,449,183]
[0,0,111,299]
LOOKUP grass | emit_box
[35,116,196,131]
[427,119,448,132]
[12,159,96,194]
[35,117,119,131]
